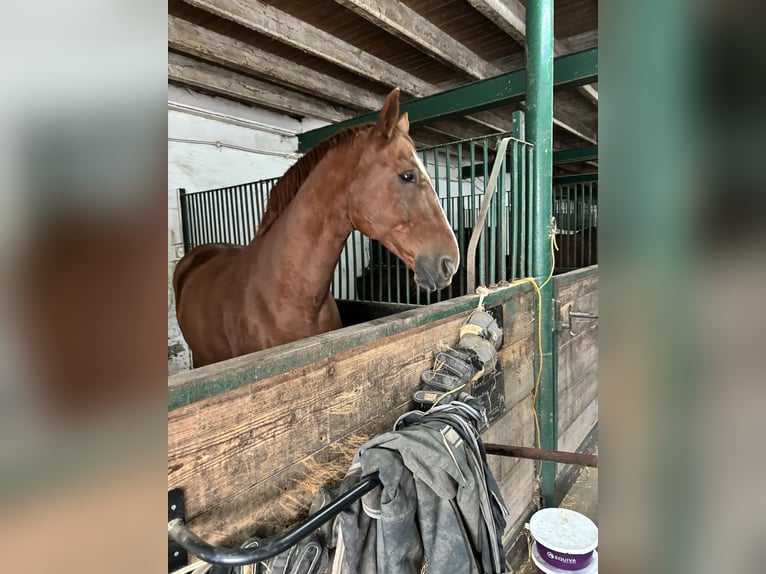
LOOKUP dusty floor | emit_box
[512,465,598,573]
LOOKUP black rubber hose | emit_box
[168,474,380,567]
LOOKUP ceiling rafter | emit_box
[333,0,502,79]
[180,0,433,98]
[467,0,598,106]
[167,1,597,151]
[169,15,382,110]
[177,0,518,136]
[333,0,594,144]
[168,52,354,122]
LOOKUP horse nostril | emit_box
[440,256,456,279]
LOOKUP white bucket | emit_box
[526,508,598,571]
[530,541,598,573]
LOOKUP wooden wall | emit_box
[168,284,538,548]
[553,266,599,482]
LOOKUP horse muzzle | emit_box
[414,253,458,291]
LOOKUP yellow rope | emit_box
[508,222,558,479]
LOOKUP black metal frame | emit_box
[167,474,379,568]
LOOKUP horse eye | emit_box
[398,170,416,184]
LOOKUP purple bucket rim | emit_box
[531,542,598,574]
[528,508,598,554]
[536,541,593,571]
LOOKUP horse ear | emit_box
[396,112,409,134]
[375,88,400,140]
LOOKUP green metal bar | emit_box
[521,146,534,277]
[247,184,257,241]
[510,142,518,280]
[511,110,524,281]
[462,142,595,180]
[222,187,231,243]
[579,184,585,267]
[178,189,192,253]
[527,0,557,508]
[488,150,497,285]
[345,237,351,299]
[480,141,489,286]
[219,189,228,242]
[552,173,598,185]
[298,48,598,152]
[457,143,465,297]
[203,191,213,243]
[552,145,598,165]
[588,182,594,264]
[497,148,506,281]
[432,148,441,304]
[236,185,245,244]
[444,146,452,301]
[470,141,477,291]
[568,185,573,264]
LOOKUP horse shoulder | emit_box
[173,243,242,302]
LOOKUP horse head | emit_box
[348,89,460,291]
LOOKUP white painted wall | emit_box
[167,85,329,374]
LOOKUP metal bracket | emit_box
[168,488,187,572]
[558,301,598,336]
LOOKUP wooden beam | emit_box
[168,15,383,110]
[171,8,514,135]
[468,0,599,106]
[484,443,598,468]
[466,0,526,46]
[334,0,502,79]
[168,12,510,137]
[180,0,434,98]
[168,52,354,122]
[553,110,597,144]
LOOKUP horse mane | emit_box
[256,123,375,238]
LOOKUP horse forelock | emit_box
[255,123,375,238]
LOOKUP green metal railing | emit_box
[552,177,598,272]
[178,179,278,253]
[178,133,536,305]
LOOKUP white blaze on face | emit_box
[412,150,434,187]
[412,151,460,269]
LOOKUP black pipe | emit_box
[168,474,380,567]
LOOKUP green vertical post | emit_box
[526,0,557,507]
[511,111,525,281]
[178,188,192,253]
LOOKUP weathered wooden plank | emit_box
[168,15,380,109]
[484,379,535,482]
[182,0,433,98]
[168,53,354,122]
[554,268,598,471]
[559,402,598,456]
[556,423,598,484]
[497,459,536,540]
[334,0,502,79]
[557,322,598,397]
[501,289,536,347]
[168,284,539,546]
[556,277,598,309]
[169,284,533,409]
[553,265,598,289]
[558,359,598,436]
[485,444,597,468]
[183,401,414,545]
[168,314,466,523]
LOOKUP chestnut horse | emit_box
[174,89,460,367]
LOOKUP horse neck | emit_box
[246,146,362,302]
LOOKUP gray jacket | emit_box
[334,404,509,574]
